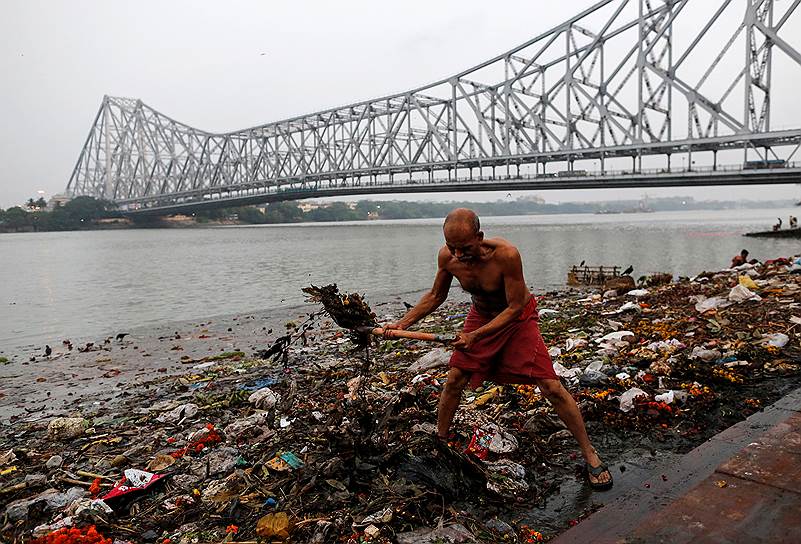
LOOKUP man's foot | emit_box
[434,431,467,449]
[584,449,613,491]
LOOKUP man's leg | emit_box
[536,378,612,487]
[437,367,470,439]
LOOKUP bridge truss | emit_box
[66,0,801,214]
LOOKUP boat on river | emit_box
[744,228,801,238]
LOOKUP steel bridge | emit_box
[66,0,801,216]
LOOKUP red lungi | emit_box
[449,297,558,388]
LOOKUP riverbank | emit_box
[2,258,801,542]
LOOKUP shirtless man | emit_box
[387,208,613,490]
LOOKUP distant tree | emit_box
[306,202,360,222]
[236,206,269,224]
[62,196,119,225]
[3,207,32,231]
[35,197,48,209]
[264,201,304,223]
[26,198,36,210]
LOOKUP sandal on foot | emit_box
[585,462,614,491]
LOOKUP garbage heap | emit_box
[2,257,801,543]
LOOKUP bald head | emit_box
[443,208,483,263]
[443,208,480,237]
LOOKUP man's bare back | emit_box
[439,238,531,316]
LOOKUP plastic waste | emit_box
[618,301,641,312]
[565,338,588,351]
[695,296,730,313]
[408,348,451,372]
[357,506,394,527]
[619,387,648,412]
[655,390,681,404]
[596,331,634,343]
[552,362,582,379]
[646,339,685,353]
[585,360,604,372]
[101,468,166,502]
[580,370,607,385]
[248,387,280,409]
[156,403,198,423]
[487,427,518,454]
[763,333,790,348]
[464,428,492,460]
[627,289,649,297]
[739,275,759,290]
[485,459,528,497]
[690,346,722,362]
[728,284,761,303]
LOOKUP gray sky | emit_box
[1,0,800,208]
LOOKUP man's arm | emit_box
[452,246,529,350]
[386,247,453,330]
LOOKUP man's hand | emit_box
[452,331,478,351]
[384,322,406,331]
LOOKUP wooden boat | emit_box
[567,265,621,286]
[744,228,801,238]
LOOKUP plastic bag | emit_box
[618,387,648,412]
[728,284,761,303]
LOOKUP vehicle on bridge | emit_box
[743,159,786,170]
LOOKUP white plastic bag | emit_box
[618,387,648,412]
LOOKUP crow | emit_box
[622,265,634,276]
[403,301,414,310]
[115,333,129,342]
[44,345,52,357]
[579,260,586,267]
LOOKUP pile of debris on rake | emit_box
[2,256,801,543]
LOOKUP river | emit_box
[2,207,799,351]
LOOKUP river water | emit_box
[2,207,799,350]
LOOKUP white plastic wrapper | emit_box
[618,387,648,412]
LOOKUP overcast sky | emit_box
[1,0,800,208]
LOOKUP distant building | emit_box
[47,193,72,211]
[298,202,321,212]
[518,195,545,204]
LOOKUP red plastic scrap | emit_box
[464,427,492,460]
[101,468,166,501]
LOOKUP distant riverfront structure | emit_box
[65,0,801,217]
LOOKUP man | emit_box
[386,208,613,490]
[731,249,749,268]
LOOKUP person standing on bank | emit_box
[386,208,613,490]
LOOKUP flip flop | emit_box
[585,462,614,491]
